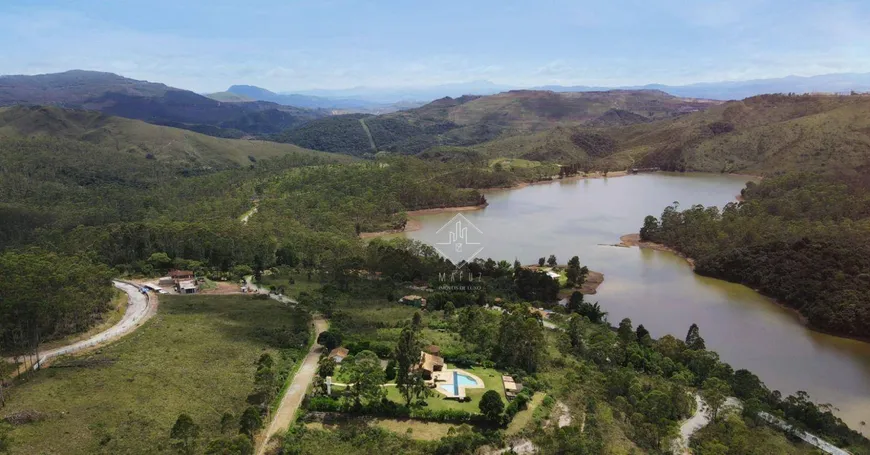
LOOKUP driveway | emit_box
[256,316,328,455]
[7,280,156,371]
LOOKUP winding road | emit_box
[6,280,156,371]
[256,316,328,455]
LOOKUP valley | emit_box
[2,71,870,455]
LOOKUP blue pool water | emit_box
[438,371,480,395]
[456,373,477,387]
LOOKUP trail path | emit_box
[256,316,328,455]
[5,281,156,371]
[359,117,376,152]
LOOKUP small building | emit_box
[419,351,444,379]
[329,347,349,363]
[424,344,441,356]
[546,271,561,280]
[177,280,197,294]
[158,276,174,285]
[502,375,524,401]
[400,295,427,308]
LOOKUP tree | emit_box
[205,435,254,455]
[411,312,422,330]
[384,359,397,381]
[567,316,585,353]
[147,252,173,272]
[617,318,634,343]
[316,331,342,351]
[443,301,455,317]
[575,301,607,324]
[345,350,386,405]
[479,390,505,422]
[170,413,200,455]
[635,324,651,344]
[639,215,660,241]
[538,257,546,266]
[567,291,584,313]
[395,328,423,406]
[495,307,545,372]
[547,255,558,267]
[238,406,262,440]
[701,377,732,421]
[565,255,583,287]
[317,356,336,378]
[685,323,706,350]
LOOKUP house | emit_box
[502,375,524,401]
[418,351,444,379]
[400,295,427,308]
[329,347,349,363]
[169,270,194,281]
[546,271,561,280]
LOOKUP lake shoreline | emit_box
[360,171,637,238]
[359,204,488,238]
[618,233,870,346]
[617,233,696,269]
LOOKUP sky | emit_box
[2,0,870,92]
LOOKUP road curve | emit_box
[10,281,156,371]
[257,316,328,455]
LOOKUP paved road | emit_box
[256,316,328,455]
[7,281,155,371]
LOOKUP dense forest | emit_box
[0,115,566,356]
[639,173,870,338]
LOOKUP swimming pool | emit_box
[438,371,481,396]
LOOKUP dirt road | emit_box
[256,316,328,455]
[7,280,156,371]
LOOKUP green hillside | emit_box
[454,93,870,176]
[275,90,716,156]
[0,105,347,169]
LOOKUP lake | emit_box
[399,172,870,434]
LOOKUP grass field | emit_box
[489,157,541,170]
[1,294,310,455]
[257,269,325,300]
[506,392,546,435]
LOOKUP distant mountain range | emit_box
[537,73,870,100]
[0,70,328,138]
[216,73,870,112]
[210,85,422,113]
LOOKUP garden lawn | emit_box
[385,365,506,413]
[1,295,310,455]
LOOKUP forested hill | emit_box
[0,105,344,169]
[275,89,718,156]
[0,70,329,138]
[436,93,870,175]
[0,105,352,248]
[640,174,870,339]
